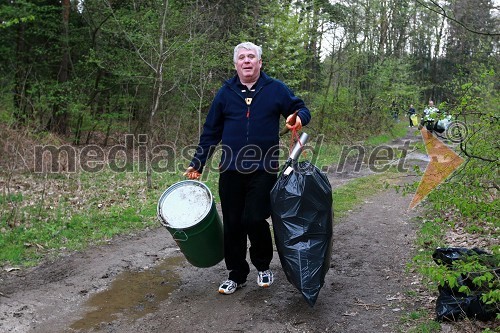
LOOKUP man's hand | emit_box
[183,166,201,180]
[286,113,302,131]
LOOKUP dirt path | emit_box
[0,129,428,333]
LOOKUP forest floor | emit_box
[0,127,494,333]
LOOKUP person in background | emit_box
[184,42,311,295]
[391,100,399,121]
[420,100,439,131]
[407,104,416,127]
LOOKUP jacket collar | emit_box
[226,71,273,90]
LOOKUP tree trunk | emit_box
[13,23,29,125]
[50,0,71,135]
[431,14,445,100]
[147,0,170,189]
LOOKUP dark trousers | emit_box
[219,170,277,284]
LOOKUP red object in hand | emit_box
[286,111,302,131]
[287,111,298,126]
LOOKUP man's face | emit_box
[234,48,262,84]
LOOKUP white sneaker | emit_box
[257,270,274,288]
[218,280,246,295]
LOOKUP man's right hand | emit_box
[183,166,201,180]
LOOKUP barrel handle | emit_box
[172,230,188,242]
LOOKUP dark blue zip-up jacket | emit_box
[190,71,311,173]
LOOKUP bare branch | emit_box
[103,0,156,71]
[459,141,499,163]
[416,0,500,36]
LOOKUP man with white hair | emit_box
[184,42,311,294]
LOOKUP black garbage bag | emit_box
[432,247,490,267]
[433,247,498,322]
[436,285,496,322]
[270,158,333,307]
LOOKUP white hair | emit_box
[233,42,262,63]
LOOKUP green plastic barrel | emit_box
[157,180,224,268]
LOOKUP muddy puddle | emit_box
[70,256,183,331]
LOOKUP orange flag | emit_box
[409,129,464,209]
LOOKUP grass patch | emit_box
[310,139,344,172]
[332,173,390,218]
[0,193,23,204]
[399,308,441,333]
[0,169,186,266]
[366,121,408,146]
[404,321,441,333]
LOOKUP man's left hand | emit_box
[286,114,302,131]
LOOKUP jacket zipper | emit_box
[245,98,251,142]
[228,84,264,143]
[243,86,263,143]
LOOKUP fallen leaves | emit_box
[23,242,44,249]
[4,267,20,272]
[386,293,404,301]
[353,298,384,310]
[342,311,358,316]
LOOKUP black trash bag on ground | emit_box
[432,247,490,267]
[436,285,496,322]
[270,160,333,307]
[433,247,499,322]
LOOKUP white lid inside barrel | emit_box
[158,181,212,229]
